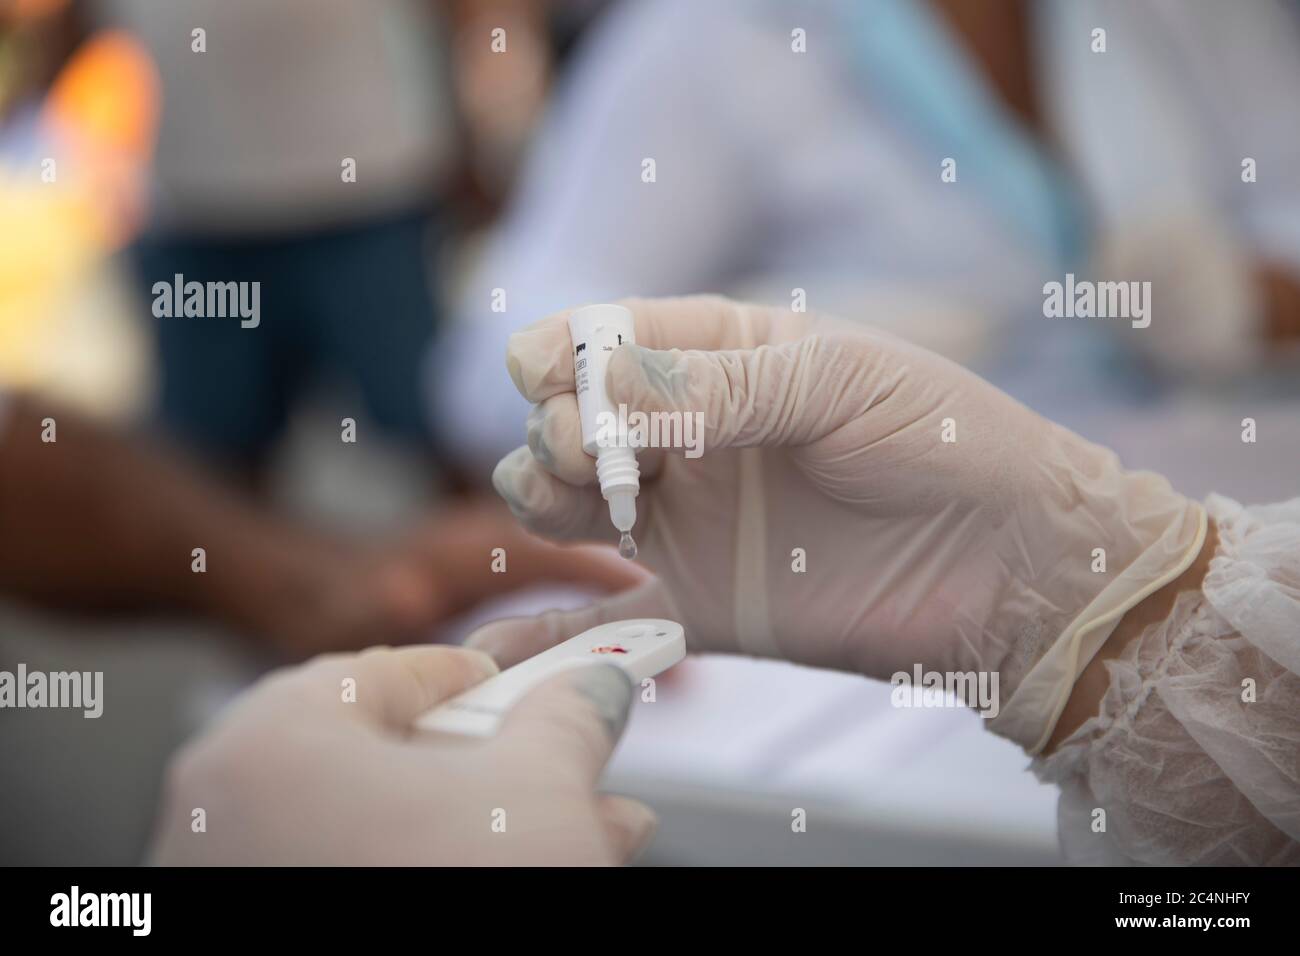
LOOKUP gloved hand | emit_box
[149,646,655,865]
[488,296,1206,752]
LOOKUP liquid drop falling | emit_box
[618,532,638,560]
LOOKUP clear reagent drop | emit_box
[618,533,638,561]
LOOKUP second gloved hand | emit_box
[149,646,654,865]
[490,297,1206,752]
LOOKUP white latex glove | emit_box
[149,646,655,865]
[489,296,1207,752]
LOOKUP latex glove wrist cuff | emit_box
[989,501,1208,754]
[1030,494,1300,864]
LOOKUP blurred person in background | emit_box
[0,2,647,866]
[431,0,1300,473]
[90,0,458,478]
[0,1,641,655]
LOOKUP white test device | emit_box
[414,619,686,737]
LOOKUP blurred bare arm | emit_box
[1258,262,1300,343]
[0,395,643,654]
[0,395,336,635]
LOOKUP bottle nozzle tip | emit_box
[607,488,637,532]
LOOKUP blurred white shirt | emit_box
[430,0,1300,470]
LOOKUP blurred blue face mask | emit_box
[836,0,1087,269]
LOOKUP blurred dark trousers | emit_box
[132,209,440,468]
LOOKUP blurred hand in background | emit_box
[0,394,643,658]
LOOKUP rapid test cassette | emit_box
[414,619,686,737]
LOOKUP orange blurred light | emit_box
[42,29,160,164]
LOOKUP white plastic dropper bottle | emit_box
[568,304,640,559]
